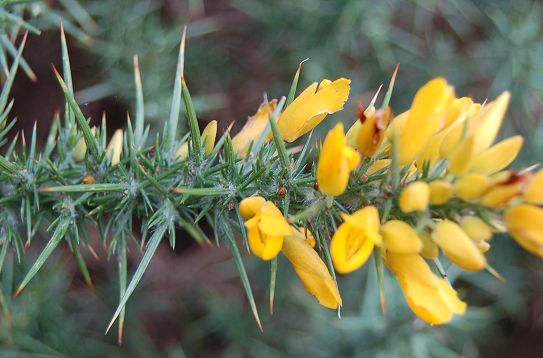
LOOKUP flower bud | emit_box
[429,180,453,205]
[399,181,430,213]
[454,173,491,200]
[106,129,123,165]
[381,220,423,254]
[460,216,493,242]
[524,169,543,205]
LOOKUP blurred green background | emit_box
[3,0,543,356]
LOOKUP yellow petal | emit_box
[345,119,361,147]
[504,204,543,258]
[331,224,375,274]
[432,220,486,271]
[201,120,218,156]
[398,78,454,165]
[258,202,292,236]
[448,136,476,176]
[420,232,439,260]
[470,136,523,175]
[247,224,284,261]
[440,97,474,131]
[381,220,423,254]
[460,216,493,242]
[317,123,360,196]
[277,78,351,142]
[356,107,391,157]
[429,180,453,205]
[480,182,522,208]
[454,173,491,200]
[72,128,96,162]
[231,99,277,155]
[106,129,123,165]
[239,196,266,219]
[367,159,391,176]
[384,252,466,325]
[340,206,382,245]
[399,181,430,213]
[470,92,510,154]
[282,234,342,309]
[174,142,189,161]
[524,169,543,205]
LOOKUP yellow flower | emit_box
[429,180,453,205]
[366,159,391,176]
[317,123,360,196]
[331,207,381,274]
[276,78,351,142]
[460,216,493,242]
[448,136,476,176]
[384,252,466,325]
[381,220,423,254]
[356,107,391,157]
[292,226,316,248]
[239,196,292,260]
[175,120,218,160]
[454,173,491,200]
[469,136,523,175]
[282,230,342,309]
[432,220,486,271]
[106,129,123,165]
[231,100,277,155]
[399,181,430,213]
[524,169,543,205]
[397,78,454,165]
[504,204,543,258]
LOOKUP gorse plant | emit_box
[1,24,543,346]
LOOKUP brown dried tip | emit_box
[278,186,287,198]
[357,100,366,123]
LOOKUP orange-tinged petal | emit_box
[231,99,277,155]
[398,78,454,165]
[524,169,543,205]
[381,220,423,254]
[277,78,351,142]
[282,234,342,309]
[470,136,523,175]
[399,181,430,213]
[432,220,486,271]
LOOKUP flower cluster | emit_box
[237,76,543,325]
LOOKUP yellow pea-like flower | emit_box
[231,100,277,155]
[432,220,486,271]
[240,197,292,260]
[440,97,475,131]
[480,178,523,208]
[524,169,543,205]
[420,232,439,260]
[429,180,453,205]
[317,123,360,196]
[331,206,381,274]
[276,78,351,143]
[460,216,493,242]
[175,120,218,160]
[356,107,391,158]
[504,204,543,258]
[106,129,123,165]
[399,181,430,213]
[469,136,523,175]
[384,252,466,325]
[397,78,454,165]
[282,230,342,309]
[454,173,491,200]
[381,220,423,254]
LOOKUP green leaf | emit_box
[268,100,290,172]
[133,55,145,148]
[38,183,129,193]
[0,32,27,113]
[15,219,70,296]
[182,79,202,164]
[106,223,167,334]
[269,257,277,315]
[285,58,308,107]
[223,222,262,331]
